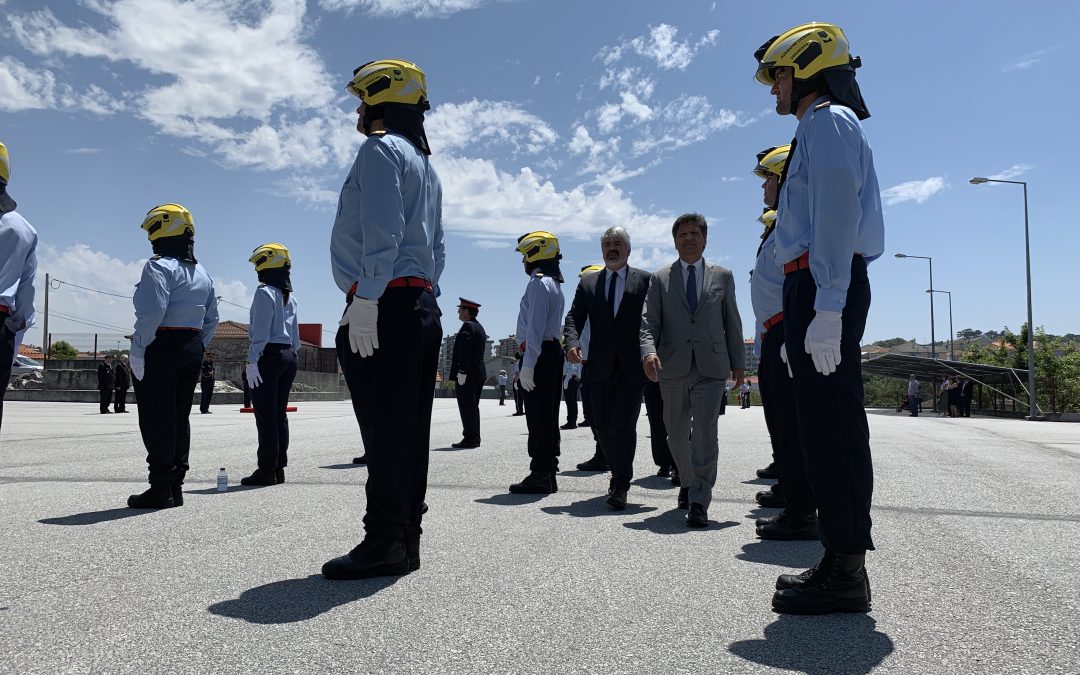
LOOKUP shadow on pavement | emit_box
[431,446,473,452]
[631,475,676,490]
[557,470,606,478]
[39,508,159,526]
[475,493,550,506]
[541,496,658,518]
[320,463,365,470]
[208,574,399,624]
[728,614,894,674]
[744,507,781,521]
[623,511,740,535]
[185,485,263,495]
[742,478,775,486]
[736,541,823,568]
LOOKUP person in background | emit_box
[907,374,920,417]
[959,376,973,417]
[198,352,216,413]
[496,369,508,406]
[560,358,581,430]
[449,298,486,449]
[97,355,115,414]
[114,356,131,413]
[241,243,300,487]
[511,353,525,416]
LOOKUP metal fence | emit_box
[46,333,130,361]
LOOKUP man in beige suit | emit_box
[640,213,745,528]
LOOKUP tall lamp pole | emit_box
[927,289,953,361]
[970,177,1038,419]
[895,253,935,359]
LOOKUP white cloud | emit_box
[989,164,1033,181]
[433,155,676,247]
[318,0,498,18]
[472,240,508,250]
[600,24,720,71]
[719,176,743,182]
[0,57,124,114]
[629,246,676,272]
[881,177,946,206]
[274,175,342,209]
[67,148,104,155]
[630,95,743,155]
[1002,46,1060,72]
[426,100,558,155]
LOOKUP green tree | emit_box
[49,340,78,360]
[956,328,983,340]
[872,337,906,348]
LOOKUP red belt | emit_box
[347,276,432,301]
[0,304,8,315]
[763,311,784,332]
[157,327,200,333]
[782,252,811,275]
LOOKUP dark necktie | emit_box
[607,271,618,316]
[686,264,698,314]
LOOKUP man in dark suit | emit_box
[97,355,115,414]
[113,356,131,413]
[564,226,651,510]
[198,352,215,414]
[450,298,487,448]
[959,376,973,417]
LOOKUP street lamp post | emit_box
[927,289,953,360]
[895,253,936,359]
[970,176,1038,419]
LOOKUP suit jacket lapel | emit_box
[671,261,689,312]
[700,260,714,309]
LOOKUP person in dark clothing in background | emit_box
[113,356,131,413]
[450,298,487,449]
[199,352,215,413]
[97,355,115,414]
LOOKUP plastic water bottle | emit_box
[217,467,228,492]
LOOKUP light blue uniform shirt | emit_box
[775,97,885,313]
[751,228,785,338]
[0,211,38,333]
[247,284,300,364]
[131,257,219,358]
[516,271,565,369]
[330,132,445,300]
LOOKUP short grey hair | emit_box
[600,226,631,247]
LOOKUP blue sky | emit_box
[2,0,1075,353]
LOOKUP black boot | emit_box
[322,538,411,580]
[576,455,609,472]
[772,552,871,614]
[127,484,174,509]
[756,510,819,540]
[240,468,278,486]
[171,484,184,507]
[275,468,285,484]
[405,532,421,572]
[509,471,557,494]
[756,461,780,479]
[756,483,787,508]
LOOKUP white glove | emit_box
[456,373,467,386]
[339,297,379,357]
[520,366,536,392]
[779,342,793,378]
[246,363,263,389]
[129,355,145,381]
[804,310,843,376]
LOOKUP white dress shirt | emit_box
[679,258,704,303]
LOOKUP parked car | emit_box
[11,355,43,377]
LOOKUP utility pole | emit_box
[42,272,49,363]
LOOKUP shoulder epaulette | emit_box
[814,100,832,111]
[150,254,162,260]
[535,271,545,278]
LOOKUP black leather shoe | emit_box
[511,412,525,416]
[656,466,671,478]
[756,462,780,479]
[576,456,609,472]
[451,440,480,449]
[240,469,278,486]
[757,511,819,540]
[405,534,421,572]
[352,455,367,465]
[275,468,285,484]
[772,553,871,614]
[677,488,689,510]
[606,488,627,510]
[776,553,872,602]
[127,485,174,509]
[171,484,184,507]
[670,468,681,487]
[509,472,557,494]
[322,539,411,580]
[579,420,591,427]
[560,421,577,429]
[686,503,708,528]
[756,486,787,508]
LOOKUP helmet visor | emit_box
[755,61,778,86]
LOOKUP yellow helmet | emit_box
[753,145,791,179]
[0,141,9,183]
[579,264,604,278]
[141,203,194,241]
[758,209,777,227]
[249,243,291,271]
[754,23,854,86]
[346,59,429,108]
[516,230,561,263]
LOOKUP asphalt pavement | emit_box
[1,400,1077,674]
